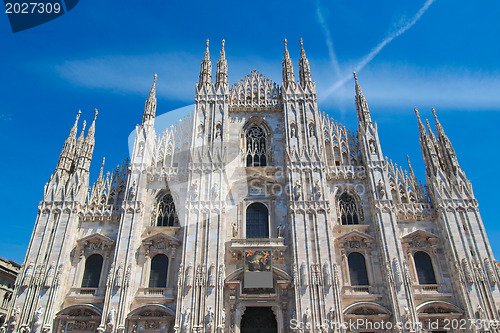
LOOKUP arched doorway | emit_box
[241,307,277,333]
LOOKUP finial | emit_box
[98,157,105,180]
[222,39,225,48]
[93,108,98,120]
[353,72,358,81]
[431,107,438,120]
[284,38,289,56]
[154,73,157,83]
[206,39,209,48]
[414,108,420,119]
[77,109,82,116]
[300,38,303,46]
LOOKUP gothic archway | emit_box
[240,307,277,333]
[54,304,102,333]
[126,304,175,333]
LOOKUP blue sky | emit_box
[1,0,500,263]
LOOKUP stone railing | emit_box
[67,288,106,299]
[326,166,366,180]
[395,202,433,221]
[136,287,175,300]
[412,284,452,298]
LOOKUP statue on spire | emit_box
[198,39,212,89]
[299,38,312,86]
[353,72,372,125]
[282,38,295,89]
[216,39,228,90]
[142,74,157,126]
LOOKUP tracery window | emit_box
[246,126,267,167]
[149,254,169,288]
[81,254,103,288]
[246,203,269,238]
[414,251,437,284]
[348,252,369,285]
[156,192,178,227]
[338,192,360,225]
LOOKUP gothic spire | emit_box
[216,39,228,90]
[407,155,416,180]
[198,39,212,89]
[77,120,87,146]
[299,38,312,87]
[353,72,372,125]
[415,108,441,177]
[142,74,157,125]
[86,109,98,142]
[98,157,105,181]
[432,108,460,174]
[56,110,81,172]
[425,119,437,144]
[69,110,81,138]
[282,38,295,88]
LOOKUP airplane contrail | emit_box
[321,0,437,99]
[316,0,342,79]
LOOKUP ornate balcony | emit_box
[228,238,287,261]
[412,284,452,299]
[342,285,382,301]
[66,288,106,301]
[135,287,176,301]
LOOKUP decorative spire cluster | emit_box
[56,109,98,174]
[414,108,460,178]
[353,72,372,125]
[198,39,212,89]
[142,74,157,125]
[216,40,228,89]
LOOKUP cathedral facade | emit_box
[4,39,500,333]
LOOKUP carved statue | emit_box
[369,140,376,154]
[304,308,312,329]
[290,124,296,138]
[107,308,116,331]
[34,306,44,325]
[277,224,284,238]
[293,180,301,200]
[313,180,321,198]
[206,307,215,332]
[231,222,238,238]
[182,308,191,332]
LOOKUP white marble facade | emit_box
[3,39,500,333]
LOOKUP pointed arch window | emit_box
[156,192,178,226]
[246,126,267,167]
[246,203,269,238]
[414,251,437,284]
[348,252,369,285]
[338,192,360,225]
[149,254,169,288]
[81,254,103,288]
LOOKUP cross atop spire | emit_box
[142,74,157,125]
[198,39,212,89]
[299,38,312,87]
[353,72,372,125]
[216,39,228,90]
[282,38,295,88]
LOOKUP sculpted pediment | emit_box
[142,232,180,247]
[402,230,439,248]
[337,230,374,243]
[77,233,115,250]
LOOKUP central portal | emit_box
[240,307,278,333]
